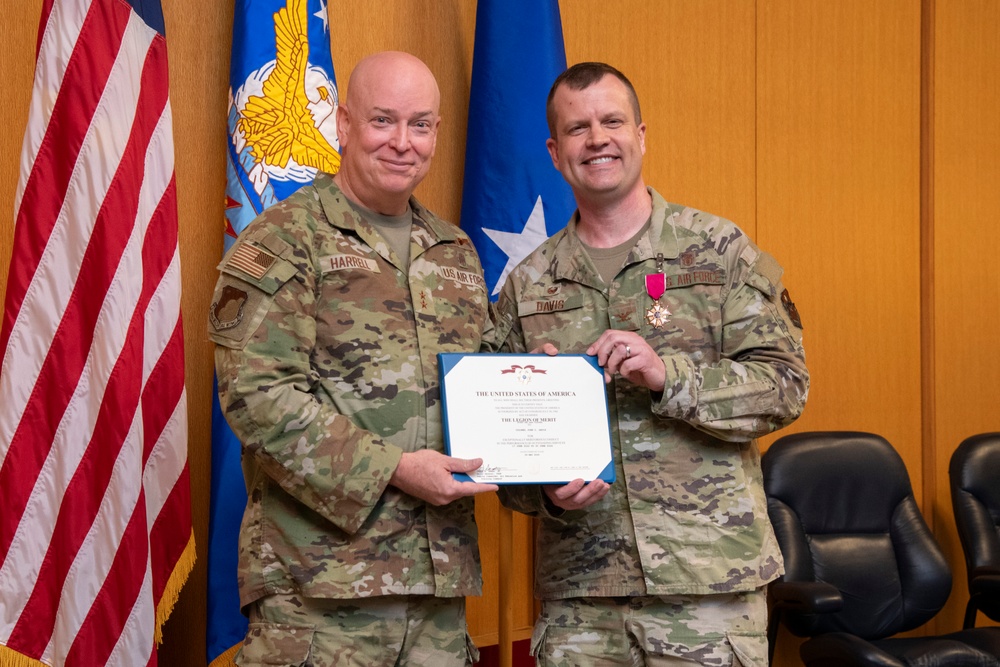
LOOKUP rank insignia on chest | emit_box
[645,270,669,329]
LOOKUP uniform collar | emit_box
[551,187,681,285]
[314,172,460,252]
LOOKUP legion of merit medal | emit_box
[646,253,669,328]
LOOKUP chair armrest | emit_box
[801,632,905,667]
[969,568,1000,597]
[770,580,844,614]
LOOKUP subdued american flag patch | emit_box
[230,244,277,279]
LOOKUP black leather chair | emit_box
[762,431,1000,666]
[950,433,1000,629]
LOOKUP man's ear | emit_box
[335,105,350,149]
[546,137,560,169]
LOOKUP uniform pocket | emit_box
[529,617,549,659]
[464,631,481,664]
[727,631,768,667]
[236,621,315,666]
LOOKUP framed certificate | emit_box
[439,353,615,484]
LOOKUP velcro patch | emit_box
[210,285,248,331]
[752,251,784,290]
[229,244,277,279]
[437,266,486,289]
[517,294,584,316]
[322,253,380,273]
[662,269,726,289]
[781,289,803,329]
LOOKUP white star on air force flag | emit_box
[460,0,574,300]
[315,0,328,31]
[484,195,550,296]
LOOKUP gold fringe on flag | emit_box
[208,642,242,667]
[154,530,197,645]
[0,647,49,667]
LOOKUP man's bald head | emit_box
[345,51,441,115]
[334,52,442,215]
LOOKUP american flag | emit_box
[0,0,194,665]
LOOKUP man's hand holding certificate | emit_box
[439,354,615,484]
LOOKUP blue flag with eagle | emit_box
[461,0,575,299]
[208,0,339,663]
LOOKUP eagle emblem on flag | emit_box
[231,0,340,186]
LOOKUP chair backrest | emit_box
[949,432,1000,620]
[763,431,952,640]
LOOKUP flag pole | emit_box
[498,504,515,667]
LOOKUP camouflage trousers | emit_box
[236,594,479,667]
[530,590,768,667]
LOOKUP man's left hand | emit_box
[543,478,610,511]
[587,331,665,391]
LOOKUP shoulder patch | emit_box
[259,231,293,258]
[229,244,277,280]
[781,289,803,329]
[753,251,784,287]
[210,285,248,331]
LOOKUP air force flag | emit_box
[461,0,575,299]
[225,0,340,245]
[209,0,339,664]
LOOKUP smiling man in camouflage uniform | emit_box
[493,63,809,666]
[209,51,497,667]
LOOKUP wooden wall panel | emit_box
[757,4,921,660]
[931,0,1000,635]
[328,1,476,226]
[163,4,236,665]
[0,2,38,307]
[756,1,923,468]
[2,1,998,665]
[562,0,757,233]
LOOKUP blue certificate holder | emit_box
[439,353,615,485]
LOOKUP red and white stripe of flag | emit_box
[0,1,194,665]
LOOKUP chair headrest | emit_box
[763,431,913,534]
[950,432,1000,516]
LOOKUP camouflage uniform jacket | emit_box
[209,174,490,608]
[493,188,808,599]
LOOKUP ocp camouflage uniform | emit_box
[209,174,490,664]
[492,188,809,665]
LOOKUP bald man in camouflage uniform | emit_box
[209,52,497,667]
[493,63,809,666]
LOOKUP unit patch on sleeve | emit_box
[781,289,803,329]
[210,285,249,331]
